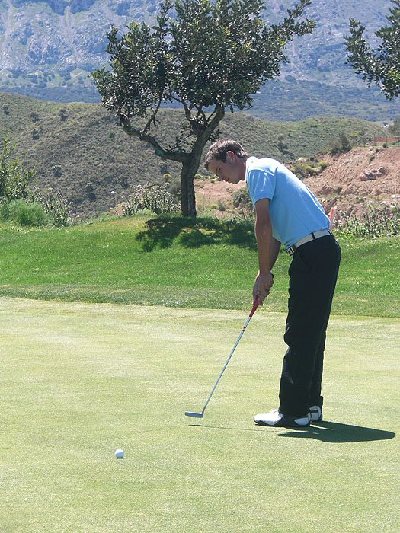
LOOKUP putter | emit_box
[185,298,259,419]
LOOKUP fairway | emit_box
[0,298,398,532]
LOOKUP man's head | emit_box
[204,140,248,184]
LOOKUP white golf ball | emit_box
[115,448,124,459]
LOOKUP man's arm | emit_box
[253,199,280,304]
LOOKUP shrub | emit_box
[330,132,352,155]
[52,165,62,177]
[123,183,179,216]
[163,174,181,198]
[232,188,254,219]
[0,139,33,201]
[30,188,70,227]
[59,108,68,122]
[0,140,70,227]
[335,205,400,238]
[290,158,329,179]
[30,112,40,123]
[0,199,49,227]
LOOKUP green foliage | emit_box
[232,187,253,218]
[94,0,314,116]
[0,198,49,227]
[0,138,33,201]
[30,188,70,227]
[123,183,179,216]
[346,0,400,98]
[336,205,400,237]
[329,132,352,155]
[290,158,329,179]
[0,133,69,227]
[59,108,68,121]
[93,0,315,215]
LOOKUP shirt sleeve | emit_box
[246,168,276,205]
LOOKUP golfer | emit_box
[205,140,341,428]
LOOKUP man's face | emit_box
[208,152,244,184]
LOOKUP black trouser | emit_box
[279,235,341,417]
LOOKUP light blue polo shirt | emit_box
[245,157,329,247]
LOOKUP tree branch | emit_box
[142,98,163,136]
[119,115,187,163]
[203,105,225,141]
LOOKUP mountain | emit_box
[0,92,384,218]
[0,0,399,120]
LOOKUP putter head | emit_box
[185,411,204,418]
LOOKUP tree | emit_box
[93,0,314,216]
[346,0,400,99]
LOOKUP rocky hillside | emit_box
[0,0,399,120]
[0,92,385,219]
[303,145,400,217]
[201,145,400,221]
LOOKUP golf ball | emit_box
[115,448,124,459]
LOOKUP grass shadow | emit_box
[278,421,396,443]
[136,214,256,251]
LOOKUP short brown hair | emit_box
[204,139,248,170]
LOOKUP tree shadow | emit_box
[136,215,256,251]
[278,421,396,443]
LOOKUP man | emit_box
[204,140,341,428]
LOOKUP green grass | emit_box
[0,215,398,317]
[0,298,398,531]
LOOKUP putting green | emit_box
[0,298,398,532]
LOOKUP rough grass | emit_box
[0,215,398,317]
[0,298,398,532]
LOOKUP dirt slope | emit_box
[303,146,400,217]
[196,146,400,218]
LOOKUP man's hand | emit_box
[253,271,274,305]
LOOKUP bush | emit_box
[0,140,69,227]
[335,205,400,238]
[330,132,352,155]
[123,183,179,216]
[30,188,70,227]
[0,139,33,201]
[290,158,329,179]
[232,188,254,219]
[0,199,49,227]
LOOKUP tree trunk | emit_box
[180,149,203,217]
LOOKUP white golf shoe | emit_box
[254,408,310,428]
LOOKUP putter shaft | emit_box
[185,300,258,419]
